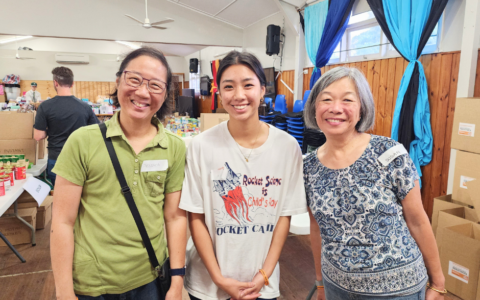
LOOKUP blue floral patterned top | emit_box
[303,135,428,296]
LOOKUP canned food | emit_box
[15,165,26,180]
[4,171,14,186]
[0,179,5,197]
[17,154,25,160]
[0,175,10,194]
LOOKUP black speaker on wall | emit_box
[266,24,281,56]
[190,58,199,73]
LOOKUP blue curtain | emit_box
[384,0,433,178]
[305,1,328,66]
[309,0,355,89]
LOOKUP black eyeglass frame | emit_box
[123,70,167,94]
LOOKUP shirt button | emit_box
[133,182,137,185]
[157,176,160,179]
[135,159,138,163]
[135,170,138,174]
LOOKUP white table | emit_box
[26,158,48,177]
[0,174,36,262]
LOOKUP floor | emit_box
[0,224,462,300]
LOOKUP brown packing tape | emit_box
[466,179,480,221]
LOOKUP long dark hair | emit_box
[110,47,173,121]
[216,51,266,88]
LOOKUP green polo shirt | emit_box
[53,112,186,296]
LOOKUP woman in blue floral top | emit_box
[303,67,445,300]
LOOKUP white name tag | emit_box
[141,160,168,172]
[378,144,408,166]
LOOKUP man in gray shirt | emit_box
[34,67,98,187]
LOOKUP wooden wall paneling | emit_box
[474,50,480,97]
[420,53,441,212]
[428,53,454,218]
[377,59,389,137]
[384,58,397,137]
[361,61,369,77]
[441,52,461,196]
[418,54,432,207]
[371,61,381,135]
[110,82,116,96]
[354,62,362,71]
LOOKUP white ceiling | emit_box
[0,35,206,57]
[168,0,281,28]
[0,0,243,47]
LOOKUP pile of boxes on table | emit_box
[433,98,480,300]
[0,111,49,247]
[0,111,46,165]
[0,193,53,247]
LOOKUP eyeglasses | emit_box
[123,71,166,94]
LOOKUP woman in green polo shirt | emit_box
[50,47,187,300]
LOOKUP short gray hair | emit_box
[304,67,375,133]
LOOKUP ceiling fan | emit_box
[125,0,174,30]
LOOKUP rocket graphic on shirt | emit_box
[213,163,281,235]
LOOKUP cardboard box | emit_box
[439,223,480,300]
[451,98,480,154]
[200,113,229,132]
[0,207,37,246]
[0,139,37,165]
[453,151,480,206]
[7,191,38,210]
[38,138,45,160]
[36,195,53,230]
[0,111,35,140]
[436,207,480,243]
[432,195,471,235]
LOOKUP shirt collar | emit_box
[106,112,168,148]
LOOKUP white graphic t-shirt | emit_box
[179,121,308,300]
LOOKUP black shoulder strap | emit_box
[99,123,161,274]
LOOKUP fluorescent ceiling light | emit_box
[0,35,33,44]
[115,41,141,49]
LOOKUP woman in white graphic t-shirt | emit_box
[179,51,308,300]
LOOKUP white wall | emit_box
[0,50,186,81]
[440,0,467,52]
[243,12,297,71]
[184,46,239,78]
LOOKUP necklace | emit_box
[233,122,263,162]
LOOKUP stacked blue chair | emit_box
[302,90,311,108]
[272,114,288,131]
[293,100,303,113]
[264,97,273,112]
[274,94,288,114]
[285,112,305,148]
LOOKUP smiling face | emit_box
[115,55,168,122]
[218,64,265,122]
[315,77,362,137]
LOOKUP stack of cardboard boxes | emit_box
[434,98,480,299]
[0,111,46,164]
[0,111,50,247]
[0,193,53,246]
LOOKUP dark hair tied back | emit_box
[216,51,266,89]
[110,47,173,121]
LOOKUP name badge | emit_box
[378,144,408,166]
[141,160,168,172]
